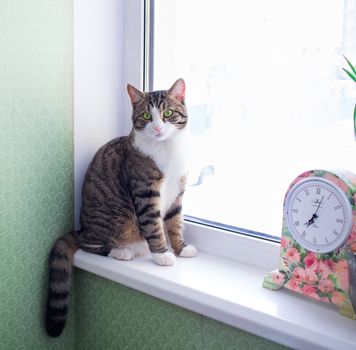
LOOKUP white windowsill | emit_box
[73,221,356,350]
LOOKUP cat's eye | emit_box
[143,112,152,121]
[163,109,173,118]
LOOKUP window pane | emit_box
[152,0,356,238]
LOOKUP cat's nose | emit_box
[154,126,162,133]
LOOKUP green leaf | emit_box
[316,290,327,299]
[344,55,356,76]
[314,170,325,177]
[342,68,356,83]
[328,274,338,285]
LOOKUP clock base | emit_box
[263,269,356,320]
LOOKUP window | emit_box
[150,0,356,239]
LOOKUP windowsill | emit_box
[73,221,356,350]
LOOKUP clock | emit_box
[284,177,353,253]
[263,170,356,319]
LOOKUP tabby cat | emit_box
[46,79,197,337]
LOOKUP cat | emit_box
[46,78,197,337]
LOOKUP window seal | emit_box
[184,215,280,244]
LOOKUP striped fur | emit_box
[46,232,77,337]
[46,79,197,337]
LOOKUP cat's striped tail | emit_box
[46,232,78,337]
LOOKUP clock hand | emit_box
[304,213,318,227]
[304,195,324,227]
[304,219,313,227]
[314,195,324,216]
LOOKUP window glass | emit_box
[152,0,356,238]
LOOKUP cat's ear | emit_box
[127,84,144,105]
[168,78,185,103]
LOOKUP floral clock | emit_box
[263,169,356,319]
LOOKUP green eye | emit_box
[163,109,173,118]
[143,112,152,120]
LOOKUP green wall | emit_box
[75,271,288,350]
[0,1,74,349]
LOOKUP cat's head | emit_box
[127,79,187,141]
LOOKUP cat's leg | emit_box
[164,203,197,257]
[142,218,176,266]
[164,186,197,258]
[134,192,175,266]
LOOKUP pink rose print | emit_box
[281,237,289,249]
[331,291,347,306]
[324,173,338,183]
[349,222,356,241]
[348,222,356,252]
[286,247,300,264]
[319,279,335,294]
[333,260,349,291]
[272,272,285,286]
[292,267,306,282]
[325,173,349,193]
[324,173,349,193]
[304,252,318,272]
[299,171,313,180]
[318,260,333,279]
[285,278,301,292]
[304,269,318,283]
[301,285,319,299]
[321,296,330,303]
[337,179,349,193]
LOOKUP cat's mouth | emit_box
[153,132,169,141]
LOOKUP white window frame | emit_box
[73,0,273,258]
[73,1,356,349]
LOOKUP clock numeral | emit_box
[327,193,332,200]
[294,221,300,227]
[316,188,321,195]
[334,205,341,210]
[304,189,309,196]
[324,237,329,244]
[333,229,339,236]
[313,237,317,245]
[296,197,302,202]
[292,209,298,214]
[336,219,344,224]
[301,231,306,238]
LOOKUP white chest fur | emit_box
[133,130,187,217]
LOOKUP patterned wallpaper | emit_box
[75,270,289,350]
[0,1,74,349]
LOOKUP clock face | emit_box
[284,177,353,253]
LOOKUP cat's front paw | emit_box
[152,251,176,266]
[179,244,197,258]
